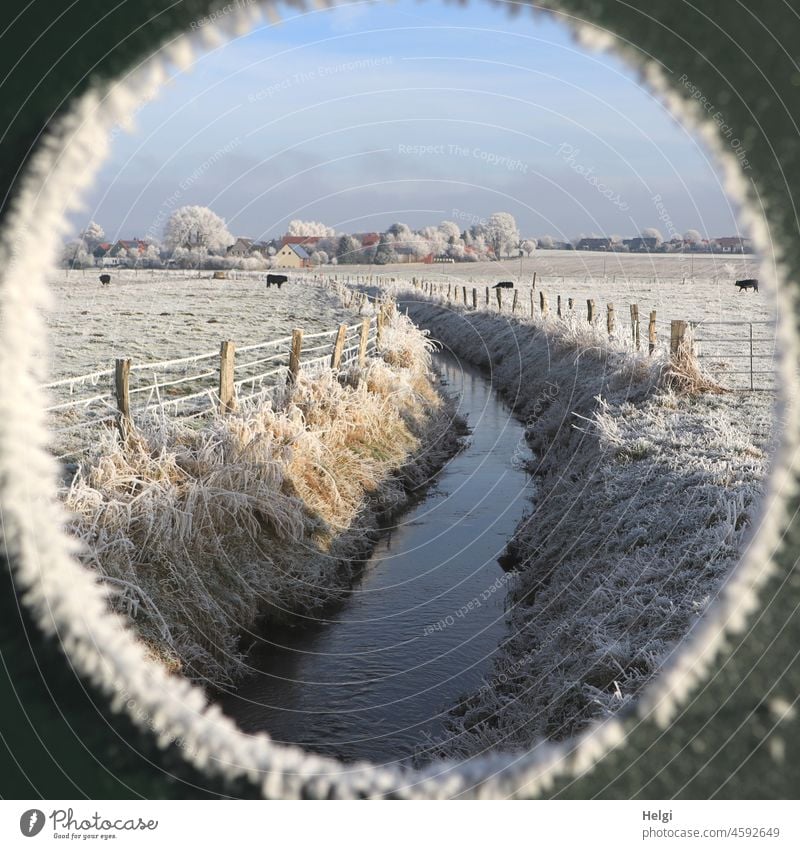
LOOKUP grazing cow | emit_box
[735,278,759,293]
[493,280,514,289]
[99,274,111,286]
[266,273,288,289]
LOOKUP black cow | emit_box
[493,280,514,289]
[266,273,288,289]
[735,278,759,293]
[99,273,111,286]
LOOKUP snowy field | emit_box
[45,269,350,380]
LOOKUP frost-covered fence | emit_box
[373,274,778,392]
[44,316,379,460]
[689,320,777,391]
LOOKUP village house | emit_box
[715,236,753,253]
[624,236,660,252]
[281,235,323,250]
[352,232,380,248]
[576,237,611,251]
[227,237,254,257]
[93,239,150,266]
[274,242,310,268]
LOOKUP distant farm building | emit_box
[353,232,380,248]
[716,236,753,253]
[227,237,254,257]
[274,243,310,268]
[280,235,323,250]
[624,236,660,252]
[94,239,150,266]
[576,237,611,251]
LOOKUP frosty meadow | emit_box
[2,0,794,805]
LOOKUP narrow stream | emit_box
[220,351,531,765]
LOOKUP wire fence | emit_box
[689,320,777,391]
[44,316,379,461]
[392,277,779,393]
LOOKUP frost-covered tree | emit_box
[683,229,703,244]
[420,226,446,257]
[62,240,92,268]
[141,243,163,268]
[520,239,537,256]
[538,234,555,248]
[386,222,411,239]
[336,234,362,263]
[286,219,335,237]
[482,212,519,259]
[238,255,267,271]
[373,236,397,265]
[642,227,663,244]
[309,250,329,266]
[80,221,105,251]
[315,237,338,257]
[171,245,210,269]
[438,220,462,243]
[163,206,233,254]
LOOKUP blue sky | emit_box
[75,0,741,243]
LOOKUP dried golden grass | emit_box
[661,341,727,395]
[65,309,457,687]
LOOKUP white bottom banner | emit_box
[1,800,796,847]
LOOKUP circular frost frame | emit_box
[1,0,798,799]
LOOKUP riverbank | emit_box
[65,307,464,688]
[394,294,773,759]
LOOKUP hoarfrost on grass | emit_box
[376,283,773,760]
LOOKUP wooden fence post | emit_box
[496,288,502,311]
[472,287,478,310]
[532,272,537,290]
[557,294,562,318]
[540,291,549,317]
[219,341,236,414]
[331,323,347,370]
[648,310,657,355]
[288,329,303,383]
[358,318,370,366]
[630,304,640,350]
[607,304,615,335]
[485,286,490,306]
[568,297,574,311]
[114,358,131,439]
[512,290,519,313]
[463,285,468,306]
[587,299,596,324]
[670,320,689,359]
[376,305,386,347]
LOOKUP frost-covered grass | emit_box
[385,292,773,759]
[64,309,462,688]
